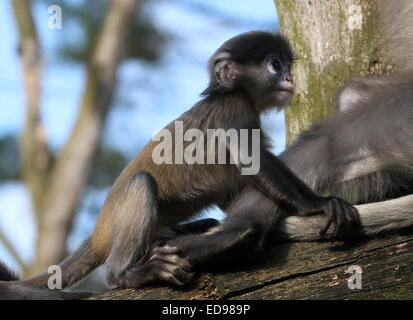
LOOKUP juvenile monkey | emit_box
[0,32,358,298]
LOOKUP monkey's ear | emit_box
[213,52,239,89]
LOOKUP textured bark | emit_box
[376,0,413,74]
[94,238,413,300]
[275,0,386,143]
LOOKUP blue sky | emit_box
[0,0,284,271]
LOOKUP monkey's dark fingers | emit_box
[319,198,348,239]
[120,256,194,288]
[149,252,192,272]
[334,199,348,239]
[348,205,362,230]
[145,245,194,286]
[150,245,191,270]
[328,198,361,239]
[153,259,194,286]
[151,245,179,256]
[319,216,333,236]
[319,199,335,236]
[342,203,362,236]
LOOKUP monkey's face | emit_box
[203,32,295,110]
[239,55,294,111]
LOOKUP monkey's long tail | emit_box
[18,238,101,289]
[0,261,19,281]
[277,194,413,241]
[0,240,97,299]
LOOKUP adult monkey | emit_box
[0,31,359,298]
[277,74,413,240]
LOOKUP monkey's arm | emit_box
[252,149,360,237]
[277,194,413,241]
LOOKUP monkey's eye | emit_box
[272,60,281,70]
[267,59,281,73]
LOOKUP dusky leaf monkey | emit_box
[0,31,360,299]
[277,74,413,240]
[158,73,413,271]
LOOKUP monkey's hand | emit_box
[128,245,194,287]
[318,197,361,239]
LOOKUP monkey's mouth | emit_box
[277,87,295,94]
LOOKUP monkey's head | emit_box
[202,31,295,111]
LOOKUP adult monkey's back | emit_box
[0,31,359,298]
[278,73,413,241]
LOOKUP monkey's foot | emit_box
[116,245,194,288]
[148,245,194,285]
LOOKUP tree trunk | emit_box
[11,0,49,275]
[12,0,49,221]
[274,0,390,143]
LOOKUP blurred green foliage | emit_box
[0,0,168,186]
[40,0,167,64]
[0,133,128,188]
[0,135,20,181]
[89,146,128,188]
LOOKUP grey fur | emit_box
[278,194,413,241]
[278,73,413,240]
[282,74,413,205]
[104,172,158,283]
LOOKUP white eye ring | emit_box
[267,59,281,74]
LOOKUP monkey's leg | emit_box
[102,171,196,288]
[101,171,187,288]
[135,186,280,286]
[115,219,221,287]
[173,187,279,266]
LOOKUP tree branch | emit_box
[93,195,413,300]
[11,0,50,215]
[29,0,142,275]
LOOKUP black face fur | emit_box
[202,31,295,111]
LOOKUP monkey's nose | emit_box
[285,75,292,82]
